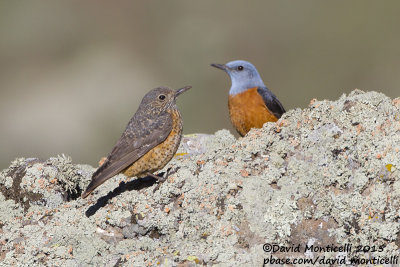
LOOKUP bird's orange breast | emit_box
[228,87,278,136]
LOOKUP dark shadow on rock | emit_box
[0,158,43,212]
[85,175,160,217]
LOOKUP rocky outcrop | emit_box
[1,90,399,266]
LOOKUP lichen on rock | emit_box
[0,90,399,266]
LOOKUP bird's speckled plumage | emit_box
[81,86,191,198]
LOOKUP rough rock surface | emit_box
[1,90,400,266]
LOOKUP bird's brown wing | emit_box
[81,112,173,198]
[257,86,286,119]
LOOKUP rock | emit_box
[0,90,399,266]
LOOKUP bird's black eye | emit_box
[158,94,166,100]
[237,66,244,71]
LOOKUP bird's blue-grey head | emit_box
[211,60,265,95]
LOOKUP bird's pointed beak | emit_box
[175,86,192,98]
[211,63,229,72]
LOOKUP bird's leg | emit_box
[165,167,179,178]
[146,172,166,182]
[148,171,167,193]
[150,167,180,192]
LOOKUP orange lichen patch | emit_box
[68,246,73,255]
[376,154,382,159]
[278,119,288,127]
[13,243,24,254]
[254,129,263,135]
[164,207,170,213]
[124,251,145,261]
[274,125,281,133]
[98,157,107,166]
[356,124,364,135]
[309,98,317,106]
[392,98,400,107]
[145,204,150,209]
[196,160,205,165]
[373,124,386,136]
[49,178,57,184]
[37,178,46,189]
[240,169,249,177]
[220,225,233,236]
[216,160,228,166]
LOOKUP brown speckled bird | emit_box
[211,60,285,136]
[81,86,191,198]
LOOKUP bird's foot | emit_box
[149,167,179,192]
[147,167,179,183]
